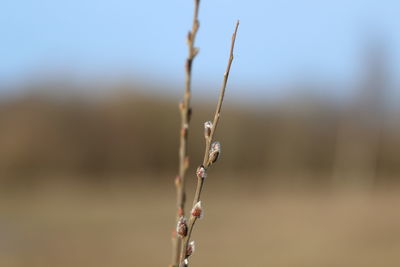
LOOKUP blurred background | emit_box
[1,0,400,266]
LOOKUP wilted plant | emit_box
[170,1,239,266]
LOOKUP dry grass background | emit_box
[1,176,399,267]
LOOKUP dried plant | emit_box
[170,1,239,266]
[171,0,200,265]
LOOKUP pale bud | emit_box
[196,165,207,179]
[208,141,221,165]
[191,201,203,219]
[204,121,212,139]
[179,258,189,267]
[187,241,195,256]
[176,216,188,238]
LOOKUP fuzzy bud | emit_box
[187,241,195,257]
[191,201,203,218]
[208,141,221,165]
[204,121,212,139]
[196,165,207,179]
[179,259,189,267]
[176,216,188,238]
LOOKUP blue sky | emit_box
[1,0,400,98]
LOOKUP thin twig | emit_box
[179,20,240,265]
[171,1,201,267]
[202,21,240,168]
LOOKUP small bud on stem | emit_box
[176,217,188,238]
[208,141,221,166]
[191,201,203,218]
[179,258,189,267]
[187,241,195,257]
[204,121,212,140]
[196,166,207,179]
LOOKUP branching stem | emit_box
[179,20,240,265]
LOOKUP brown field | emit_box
[1,175,399,267]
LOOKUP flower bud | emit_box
[179,259,189,267]
[187,241,195,256]
[191,201,203,218]
[204,121,212,139]
[176,216,188,238]
[208,141,221,165]
[196,166,207,179]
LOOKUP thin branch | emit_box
[202,20,239,170]
[179,20,240,265]
[171,1,201,267]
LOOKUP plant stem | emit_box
[179,20,240,265]
[172,1,201,266]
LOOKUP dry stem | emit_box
[179,20,240,265]
[171,1,200,266]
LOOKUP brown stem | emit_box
[192,177,205,207]
[202,20,239,167]
[179,20,240,265]
[171,1,201,267]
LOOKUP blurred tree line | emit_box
[0,81,399,185]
